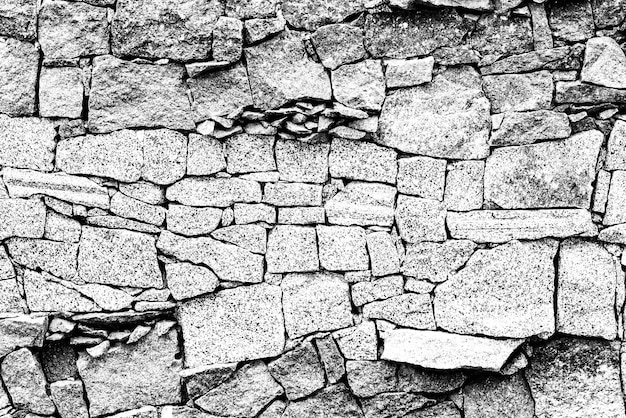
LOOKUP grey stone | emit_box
[234,203,276,224]
[594,169,612,213]
[490,110,571,146]
[259,401,286,418]
[382,329,524,372]
[167,177,261,207]
[606,120,626,170]
[527,338,625,417]
[0,198,46,240]
[213,16,243,62]
[592,0,626,28]
[397,365,466,393]
[311,24,366,70]
[189,64,253,120]
[0,37,38,116]
[363,293,435,329]
[23,269,98,312]
[111,0,221,61]
[529,2,553,50]
[317,225,369,271]
[333,320,377,361]
[0,115,55,170]
[480,46,583,75]
[557,239,618,339]
[165,262,218,301]
[361,392,435,418]
[157,230,263,283]
[483,71,553,113]
[78,226,162,288]
[346,360,396,398]
[411,402,461,418]
[403,240,476,283]
[245,31,331,109]
[282,272,352,338]
[396,195,446,243]
[186,134,226,175]
[178,284,284,366]
[268,342,325,400]
[0,0,36,40]
[1,348,55,415]
[263,182,322,206]
[549,0,595,43]
[364,10,469,59]
[41,210,82,243]
[39,66,84,118]
[4,168,109,209]
[379,66,490,159]
[276,139,329,183]
[366,232,400,277]
[77,326,182,416]
[109,407,157,418]
[329,139,397,184]
[436,239,557,338]
[602,170,626,226]
[225,0,278,18]
[7,238,78,280]
[266,225,318,273]
[397,156,446,200]
[243,16,285,44]
[0,315,47,358]
[282,384,363,418]
[39,0,108,62]
[581,37,626,89]
[469,13,533,58]
[141,129,188,185]
[332,60,386,111]
[180,363,237,400]
[110,192,166,225]
[119,182,165,205]
[314,335,345,384]
[352,275,403,307]
[212,224,266,254]
[385,56,433,89]
[86,216,161,234]
[88,56,194,133]
[0,279,21,313]
[282,0,363,30]
[444,160,484,211]
[556,80,626,104]
[325,181,396,226]
[484,131,602,209]
[50,380,89,418]
[599,223,626,244]
[225,134,275,174]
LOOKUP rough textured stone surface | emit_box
[325,182,396,227]
[549,0,595,43]
[282,384,363,418]
[444,160,484,211]
[360,392,435,418]
[167,177,261,207]
[189,64,253,120]
[88,56,194,133]
[165,262,219,301]
[581,37,626,88]
[0,37,38,116]
[282,0,364,31]
[333,60,385,111]
[226,134,275,174]
[330,139,397,184]
[0,116,55,171]
[363,293,436,329]
[268,342,325,400]
[402,240,476,283]
[484,131,602,209]
[397,156,446,200]
[317,225,369,271]
[385,57,434,88]
[464,373,534,418]
[480,45,583,75]
[39,66,84,119]
[527,338,625,417]
[379,66,490,159]
[469,13,533,58]
[490,110,571,146]
[483,71,553,113]
[178,284,284,366]
[266,226,318,273]
[0,198,46,241]
[282,272,352,338]
[557,239,618,339]
[0,0,36,40]
[366,232,400,277]
[276,139,329,183]
[245,32,331,109]
[396,195,446,243]
[435,240,558,338]
[604,170,626,226]
[50,380,89,418]
[311,24,365,70]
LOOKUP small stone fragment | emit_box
[268,342,325,400]
[180,363,237,400]
[334,320,378,361]
[314,335,345,384]
[165,262,218,301]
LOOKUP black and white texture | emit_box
[0,0,625,417]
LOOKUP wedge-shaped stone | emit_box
[157,230,263,283]
[326,182,396,226]
[396,195,446,243]
[24,270,98,312]
[556,80,626,104]
[1,348,55,415]
[268,342,325,400]
[78,226,162,288]
[490,110,571,146]
[599,223,626,244]
[282,0,363,30]
[483,71,553,113]
[0,115,55,171]
[333,321,377,361]
[77,325,181,416]
[0,198,45,240]
[282,384,362,418]
[606,120,626,170]
[527,338,625,418]
[4,168,109,209]
[165,262,218,301]
[245,31,331,109]
[485,131,602,209]
[178,284,284,366]
[448,209,597,243]
[189,64,253,120]
[382,329,524,372]
[0,315,47,358]
[212,224,266,254]
[282,272,352,338]
[581,36,626,89]
[402,240,476,283]
[112,0,221,61]
[166,177,261,207]
[110,192,165,226]
[379,66,490,159]
[364,293,436,330]
[88,56,194,133]
[0,37,38,116]
[480,45,583,75]
[604,170,626,226]
[196,361,283,416]
[558,239,618,339]
[435,239,557,338]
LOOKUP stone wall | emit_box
[0,0,625,417]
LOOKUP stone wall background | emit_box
[0,0,625,416]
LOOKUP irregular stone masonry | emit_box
[1,0,626,417]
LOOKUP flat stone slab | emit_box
[489,110,571,146]
[378,66,490,160]
[382,329,524,372]
[447,209,597,243]
[484,130,602,209]
[166,177,261,207]
[178,284,284,366]
[325,181,396,227]
[435,239,557,338]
